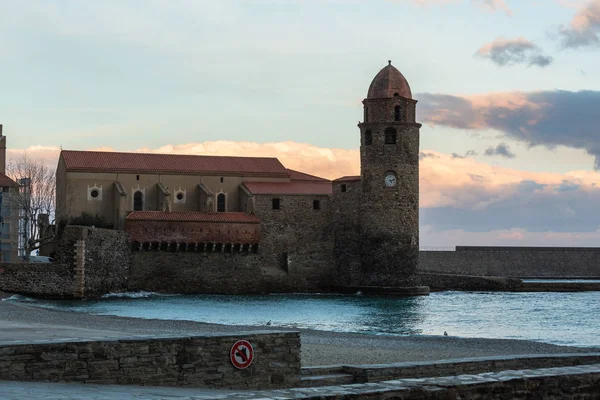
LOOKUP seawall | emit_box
[419,246,600,278]
[0,263,74,299]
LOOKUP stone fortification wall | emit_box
[0,262,74,298]
[56,226,131,297]
[420,246,600,278]
[0,331,300,390]
[332,180,361,286]
[252,193,336,290]
[129,247,334,294]
[129,193,337,294]
[130,252,265,293]
[126,219,260,245]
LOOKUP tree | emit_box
[5,154,56,260]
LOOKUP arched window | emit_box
[217,193,226,212]
[395,105,402,121]
[364,107,369,122]
[133,191,144,211]
[385,127,397,144]
[365,130,373,145]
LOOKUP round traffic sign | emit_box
[230,340,254,369]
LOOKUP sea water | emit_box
[6,291,600,348]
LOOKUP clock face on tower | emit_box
[384,173,397,187]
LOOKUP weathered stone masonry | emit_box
[55,226,132,298]
[0,262,73,299]
[129,194,337,294]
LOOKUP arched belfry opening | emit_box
[384,127,397,144]
[395,105,402,121]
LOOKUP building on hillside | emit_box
[0,126,20,262]
[55,62,422,290]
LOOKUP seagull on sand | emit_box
[444,331,448,336]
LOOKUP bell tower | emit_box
[358,61,421,286]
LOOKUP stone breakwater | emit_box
[0,331,300,390]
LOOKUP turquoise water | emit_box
[7,291,600,348]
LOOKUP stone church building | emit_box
[55,62,422,292]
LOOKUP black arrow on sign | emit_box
[236,346,248,363]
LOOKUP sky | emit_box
[3,0,600,247]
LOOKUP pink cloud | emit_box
[559,0,600,47]
[10,140,600,210]
[420,226,600,247]
[392,0,512,14]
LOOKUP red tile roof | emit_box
[287,169,330,183]
[333,176,361,182]
[61,150,290,178]
[126,211,260,223]
[0,173,17,187]
[242,181,332,195]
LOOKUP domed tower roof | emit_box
[367,61,412,99]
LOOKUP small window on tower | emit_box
[313,200,321,210]
[136,175,140,181]
[395,105,402,121]
[220,177,224,183]
[365,130,372,146]
[385,127,397,144]
[364,107,369,122]
[272,198,281,210]
[341,184,347,192]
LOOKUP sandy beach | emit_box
[1,292,598,367]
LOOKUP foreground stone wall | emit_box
[0,262,74,298]
[241,364,600,399]
[0,331,300,390]
[420,246,600,277]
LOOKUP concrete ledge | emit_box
[342,352,600,383]
[512,282,600,292]
[0,330,301,390]
[336,285,430,296]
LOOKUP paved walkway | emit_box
[2,363,600,399]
